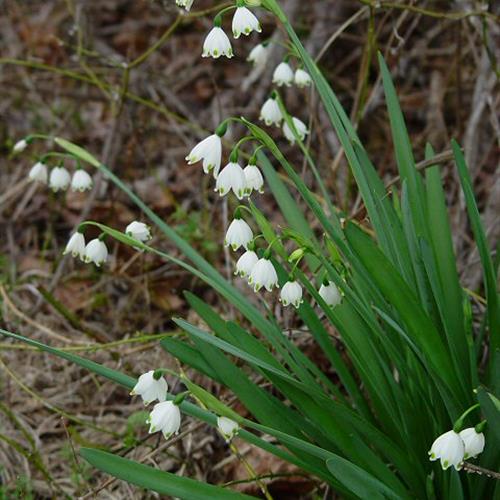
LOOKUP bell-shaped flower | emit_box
[259,97,283,127]
[247,43,269,68]
[215,161,246,199]
[249,256,278,292]
[319,281,342,307]
[217,416,239,442]
[130,370,168,405]
[49,166,71,192]
[202,26,233,59]
[283,117,308,144]
[71,170,93,192]
[244,163,264,195]
[280,280,303,308]
[176,0,194,11]
[63,232,86,260]
[28,162,48,184]
[272,61,294,87]
[459,428,485,459]
[294,68,312,88]
[235,249,258,277]
[84,238,108,266]
[126,221,151,242]
[186,134,223,177]
[147,401,181,438]
[232,6,261,39]
[429,430,464,470]
[225,217,253,251]
[13,139,28,153]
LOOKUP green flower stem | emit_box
[453,403,480,432]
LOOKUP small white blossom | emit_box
[247,43,269,68]
[283,117,308,144]
[148,401,181,438]
[294,68,312,88]
[319,281,342,307]
[232,7,261,39]
[126,221,151,242]
[459,428,485,459]
[217,416,239,442]
[225,218,253,251]
[71,170,93,192]
[259,98,283,127]
[63,232,86,260]
[280,281,303,308]
[13,139,28,153]
[235,250,258,277]
[202,27,233,59]
[186,134,222,177]
[272,62,294,87]
[84,238,108,266]
[175,0,194,11]
[244,164,264,195]
[130,371,168,406]
[249,257,279,292]
[49,166,71,192]
[215,162,246,199]
[429,430,464,470]
[28,162,48,184]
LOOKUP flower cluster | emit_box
[29,161,93,192]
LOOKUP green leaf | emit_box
[55,137,101,167]
[476,387,500,445]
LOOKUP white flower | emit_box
[225,218,253,251]
[217,416,239,441]
[130,371,168,406]
[28,162,48,184]
[429,430,464,470]
[319,281,342,307]
[13,139,28,153]
[259,98,283,127]
[147,401,181,438]
[247,43,269,68]
[215,162,246,199]
[84,238,108,266]
[280,281,303,308]
[294,68,312,88]
[202,27,233,59]
[49,166,71,192]
[186,134,222,177]
[71,170,93,192]
[283,117,308,144]
[235,250,258,277]
[63,232,86,260]
[232,6,261,39]
[244,164,264,194]
[176,0,194,11]
[126,221,151,242]
[249,257,279,292]
[272,62,294,87]
[459,428,485,459]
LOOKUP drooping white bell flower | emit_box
[319,281,342,307]
[130,370,168,406]
[176,0,194,11]
[232,6,261,39]
[280,280,303,308]
[249,256,279,292]
[272,61,294,87]
[459,428,485,459]
[244,163,264,195]
[429,430,465,470]
[126,221,151,242]
[84,238,108,266]
[147,401,181,438]
[186,133,223,177]
[49,166,71,192]
[294,68,312,88]
[235,249,258,277]
[28,162,48,184]
[215,161,246,199]
[247,43,269,68]
[259,97,283,127]
[202,26,233,59]
[217,416,239,442]
[283,117,309,144]
[63,232,86,260]
[13,139,28,153]
[225,217,253,251]
[71,170,93,192]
